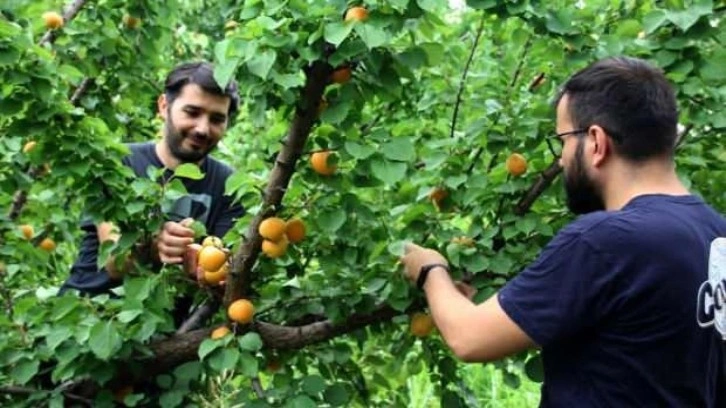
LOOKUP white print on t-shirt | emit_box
[696,237,726,340]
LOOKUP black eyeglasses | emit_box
[546,128,588,157]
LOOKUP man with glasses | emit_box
[400,56,726,406]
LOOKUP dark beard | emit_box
[564,139,605,215]
[164,116,212,163]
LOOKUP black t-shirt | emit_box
[60,142,244,295]
[498,194,726,407]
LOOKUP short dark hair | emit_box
[163,61,240,121]
[555,56,678,161]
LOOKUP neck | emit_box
[155,139,181,170]
[603,157,690,210]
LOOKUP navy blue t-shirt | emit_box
[60,142,245,295]
[498,194,726,407]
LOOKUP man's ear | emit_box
[157,94,168,120]
[590,125,610,168]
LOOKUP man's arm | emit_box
[401,243,536,363]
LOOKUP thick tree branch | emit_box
[38,0,88,46]
[146,303,416,376]
[224,61,331,304]
[450,12,487,139]
[515,159,561,216]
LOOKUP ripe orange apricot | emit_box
[331,67,352,84]
[204,263,228,285]
[228,299,255,324]
[23,141,37,154]
[42,11,64,30]
[262,237,288,258]
[202,235,223,249]
[310,151,336,176]
[258,217,287,241]
[39,237,56,252]
[451,236,475,247]
[20,224,34,240]
[211,325,231,339]
[429,187,448,210]
[285,219,306,243]
[198,246,226,272]
[122,14,140,29]
[410,312,435,337]
[506,153,527,177]
[345,6,369,22]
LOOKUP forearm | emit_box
[423,268,481,357]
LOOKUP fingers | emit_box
[180,217,195,228]
[164,221,195,238]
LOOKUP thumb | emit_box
[180,217,195,227]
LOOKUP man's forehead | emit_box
[176,83,230,114]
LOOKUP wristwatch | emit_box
[416,263,450,290]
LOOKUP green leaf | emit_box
[159,390,185,408]
[213,58,241,91]
[247,50,277,80]
[208,347,240,372]
[46,327,73,351]
[117,310,143,323]
[382,138,416,162]
[466,0,497,9]
[371,159,407,185]
[238,351,259,377]
[502,371,521,389]
[174,163,204,180]
[344,141,376,160]
[355,24,389,49]
[237,332,263,351]
[643,10,668,34]
[324,383,350,406]
[700,50,726,82]
[198,338,222,361]
[302,375,327,395]
[317,208,347,232]
[666,1,712,32]
[324,22,355,47]
[272,72,305,89]
[89,321,123,361]
[525,354,545,383]
[286,395,318,408]
[11,359,39,385]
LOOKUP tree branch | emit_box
[224,61,331,305]
[176,298,220,335]
[0,385,93,406]
[514,159,561,216]
[38,0,88,46]
[450,12,487,139]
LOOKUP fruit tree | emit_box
[1,0,725,406]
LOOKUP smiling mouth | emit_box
[186,135,207,150]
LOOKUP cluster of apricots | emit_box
[258,217,306,259]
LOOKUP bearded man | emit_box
[400,56,726,407]
[60,62,244,300]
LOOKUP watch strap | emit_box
[416,263,450,290]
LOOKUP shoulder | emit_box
[204,155,236,179]
[121,142,154,162]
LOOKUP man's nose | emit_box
[194,117,210,136]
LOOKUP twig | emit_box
[0,385,93,405]
[176,298,220,335]
[515,159,562,216]
[38,0,89,46]
[251,377,265,398]
[69,78,94,105]
[464,35,533,175]
[450,12,487,139]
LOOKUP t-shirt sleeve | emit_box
[497,222,614,347]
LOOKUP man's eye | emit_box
[184,109,200,117]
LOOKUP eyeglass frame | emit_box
[545,128,588,158]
